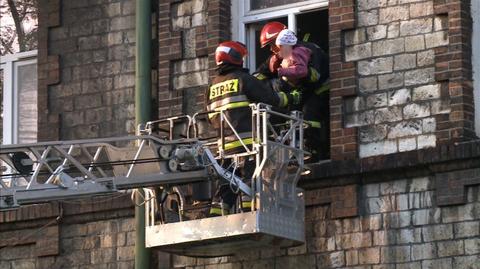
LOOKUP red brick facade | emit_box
[37,0,61,142]
[433,0,475,143]
[329,0,359,160]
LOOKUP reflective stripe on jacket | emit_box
[206,65,281,154]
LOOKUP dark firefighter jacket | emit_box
[256,42,329,93]
[206,64,281,154]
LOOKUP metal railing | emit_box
[142,104,306,256]
[144,103,304,224]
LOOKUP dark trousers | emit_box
[303,92,330,161]
[212,158,255,209]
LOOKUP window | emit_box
[473,0,480,136]
[0,50,38,145]
[232,0,329,71]
[231,0,331,160]
[250,0,307,10]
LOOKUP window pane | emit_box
[17,63,37,144]
[0,68,3,143]
[0,2,38,54]
[250,0,305,10]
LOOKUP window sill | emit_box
[300,140,480,189]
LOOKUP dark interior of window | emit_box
[296,9,329,53]
[296,9,330,161]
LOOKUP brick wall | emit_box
[157,0,230,117]
[0,196,137,269]
[34,218,137,268]
[330,0,474,160]
[165,176,480,269]
[38,0,138,140]
[36,0,476,157]
[37,0,231,139]
[2,172,478,269]
[17,0,478,268]
[37,0,61,141]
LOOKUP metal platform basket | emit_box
[0,103,306,258]
[144,104,306,257]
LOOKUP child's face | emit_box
[278,45,293,59]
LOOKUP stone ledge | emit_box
[0,224,59,257]
[0,194,133,225]
[304,140,480,181]
[302,140,480,207]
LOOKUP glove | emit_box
[289,89,302,105]
[278,89,302,108]
[253,72,268,80]
[268,55,281,74]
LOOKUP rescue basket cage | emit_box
[0,103,305,257]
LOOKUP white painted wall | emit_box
[473,0,480,136]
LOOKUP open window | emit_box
[232,0,329,70]
[231,0,331,160]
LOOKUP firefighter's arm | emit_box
[243,75,280,106]
[253,55,279,80]
[244,75,300,108]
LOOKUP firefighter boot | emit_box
[209,201,230,217]
[240,195,252,212]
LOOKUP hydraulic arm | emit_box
[0,135,250,210]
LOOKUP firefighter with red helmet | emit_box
[256,22,330,162]
[207,41,298,216]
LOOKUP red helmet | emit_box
[260,22,287,48]
[215,41,248,66]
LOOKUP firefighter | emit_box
[256,22,330,162]
[207,41,299,216]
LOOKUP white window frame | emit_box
[473,0,480,136]
[0,50,38,145]
[232,0,329,71]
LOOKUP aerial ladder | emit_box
[0,103,305,257]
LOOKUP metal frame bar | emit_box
[0,133,258,210]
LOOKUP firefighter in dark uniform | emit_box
[207,41,298,216]
[255,22,330,162]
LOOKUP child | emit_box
[270,29,312,86]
